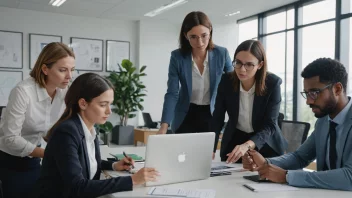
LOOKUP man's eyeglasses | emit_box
[188,34,210,42]
[232,60,257,71]
[300,83,333,100]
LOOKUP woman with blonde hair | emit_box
[0,42,75,198]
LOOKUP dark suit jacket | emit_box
[38,115,132,198]
[211,73,288,158]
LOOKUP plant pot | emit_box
[100,132,112,146]
[112,125,134,145]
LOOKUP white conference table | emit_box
[99,145,351,198]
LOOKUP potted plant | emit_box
[106,59,147,145]
[95,121,113,145]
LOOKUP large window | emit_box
[237,0,351,132]
[238,17,258,44]
[300,0,336,25]
[342,0,352,14]
[340,18,352,95]
[262,8,295,120]
[298,21,335,130]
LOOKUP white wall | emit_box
[213,22,239,60]
[138,20,179,124]
[0,6,138,126]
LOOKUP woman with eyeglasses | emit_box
[211,40,288,163]
[157,11,233,135]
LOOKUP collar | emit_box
[77,114,96,141]
[328,97,352,125]
[240,82,256,94]
[191,51,209,67]
[35,81,67,102]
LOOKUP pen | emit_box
[123,151,135,169]
[243,184,255,192]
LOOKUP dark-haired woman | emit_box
[157,11,233,135]
[38,73,159,198]
[211,40,287,163]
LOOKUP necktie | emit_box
[329,121,338,169]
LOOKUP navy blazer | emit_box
[161,45,233,132]
[38,115,132,198]
[211,73,288,157]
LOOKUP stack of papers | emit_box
[211,162,243,173]
[148,187,216,198]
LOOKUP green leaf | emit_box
[140,65,147,73]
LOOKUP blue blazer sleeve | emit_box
[223,48,233,72]
[51,125,133,197]
[250,76,282,149]
[161,52,180,125]
[268,126,352,191]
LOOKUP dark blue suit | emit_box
[37,115,132,198]
[212,73,288,160]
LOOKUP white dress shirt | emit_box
[0,77,67,157]
[190,52,210,105]
[236,82,255,133]
[77,114,98,180]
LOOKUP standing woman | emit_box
[158,11,233,134]
[211,40,287,162]
[0,42,75,198]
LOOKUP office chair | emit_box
[142,112,158,128]
[281,120,310,153]
[278,112,284,129]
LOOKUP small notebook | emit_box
[243,183,299,192]
[109,153,143,161]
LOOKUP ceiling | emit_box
[0,0,298,24]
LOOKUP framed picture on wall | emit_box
[0,70,23,106]
[106,40,130,72]
[70,37,103,71]
[29,33,62,69]
[0,30,23,69]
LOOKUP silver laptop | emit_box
[144,132,215,186]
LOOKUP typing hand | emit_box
[114,157,135,171]
[131,167,160,185]
[254,163,287,183]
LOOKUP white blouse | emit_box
[190,52,210,105]
[236,82,255,133]
[0,77,67,157]
[77,114,98,180]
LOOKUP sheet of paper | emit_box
[243,183,299,192]
[148,187,216,198]
[211,161,243,173]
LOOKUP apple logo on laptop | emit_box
[178,152,186,162]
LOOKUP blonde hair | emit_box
[30,42,75,88]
